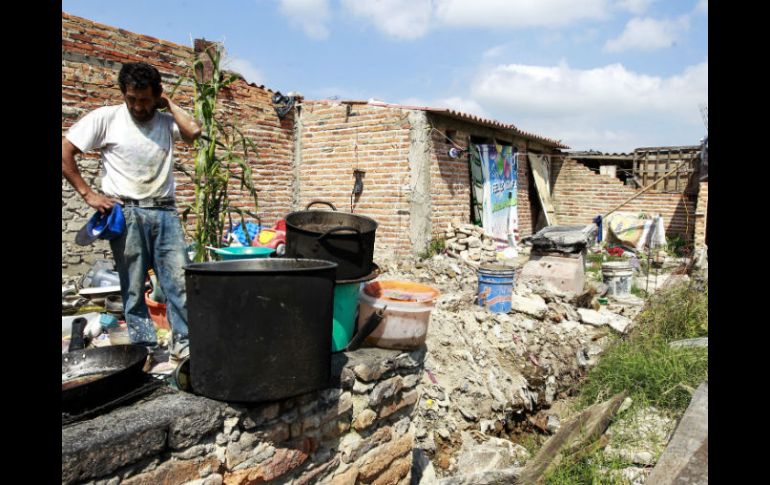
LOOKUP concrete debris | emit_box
[510,294,548,319]
[577,309,632,334]
[603,406,678,466]
[375,252,646,480]
[452,437,530,478]
[669,337,708,349]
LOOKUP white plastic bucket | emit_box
[602,261,633,296]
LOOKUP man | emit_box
[62,62,202,361]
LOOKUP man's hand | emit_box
[157,94,171,111]
[84,190,122,214]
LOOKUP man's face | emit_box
[123,85,160,123]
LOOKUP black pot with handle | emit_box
[285,201,378,281]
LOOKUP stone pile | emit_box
[442,221,499,267]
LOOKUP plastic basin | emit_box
[357,280,440,350]
[214,246,275,260]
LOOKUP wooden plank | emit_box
[528,153,558,226]
[665,149,671,192]
[516,392,628,484]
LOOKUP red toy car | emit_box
[252,219,287,256]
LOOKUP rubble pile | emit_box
[375,253,644,478]
[442,221,500,267]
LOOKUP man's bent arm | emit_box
[162,95,202,144]
[62,137,120,213]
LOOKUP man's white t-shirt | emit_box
[66,104,181,200]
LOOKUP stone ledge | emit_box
[62,389,226,484]
[62,346,427,484]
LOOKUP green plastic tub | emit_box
[213,246,275,260]
[332,283,360,352]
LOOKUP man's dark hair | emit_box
[118,62,163,96]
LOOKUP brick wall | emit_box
[298,101,413,258]
[425,118,549,246]
[694,180,708,249]
[62,12,295,279]
[551,158,698,241]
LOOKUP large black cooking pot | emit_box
[184,258,337,402]
[285,201,378,280]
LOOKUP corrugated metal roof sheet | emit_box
[339,100,569,149]
[567,151,634,158]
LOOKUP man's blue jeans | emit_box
[109,206,190,349]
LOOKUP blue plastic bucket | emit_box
[477,264,515,313]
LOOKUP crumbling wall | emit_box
[694,181,708,249]
[61,12,295,280]
[551,158,698,241]
[298,101,413,258]
[61,347,425,485]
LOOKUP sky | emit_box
[62,0,708,152]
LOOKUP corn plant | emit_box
[174,43,259,262]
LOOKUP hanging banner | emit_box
[475,143,518,242]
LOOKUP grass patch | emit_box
[578,281,708,412]
[587,252,605,265]
[544,280,707,481]
[517,432,547,457]
[579,338,707,412]
[418,237,446,259]
[632,282,708,341]
[544,449,635,485]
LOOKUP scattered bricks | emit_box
[352,409,378,432]
[302,410,323,432]
[342,426,393,464]
[353,380,375,394]
[371,455,412,485]
[122,455,221,485]
[358,434,414,482]
[347,348,401,382]
[223,417,239,436]
[353,362,390,383]
[395,346,426,369]
[222,446,310,485]
[280,407,300,424]
[320,388,344,404]
[401,374,419,389]
[339,367,356,390]
[172,444,212,460]
[322,391,353,424]
[252,421,290,445]
[290,421,303,439]
[379,389,419,418]
[369,376,404,407]
[225,433,265,469]
[241,403,280,430]
[322,417,352,440]
[328,466,359,485]
[466,236,482,248]
[293,455,340,485]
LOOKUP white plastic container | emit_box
[357,281,440,350]
[108,324,131,345]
